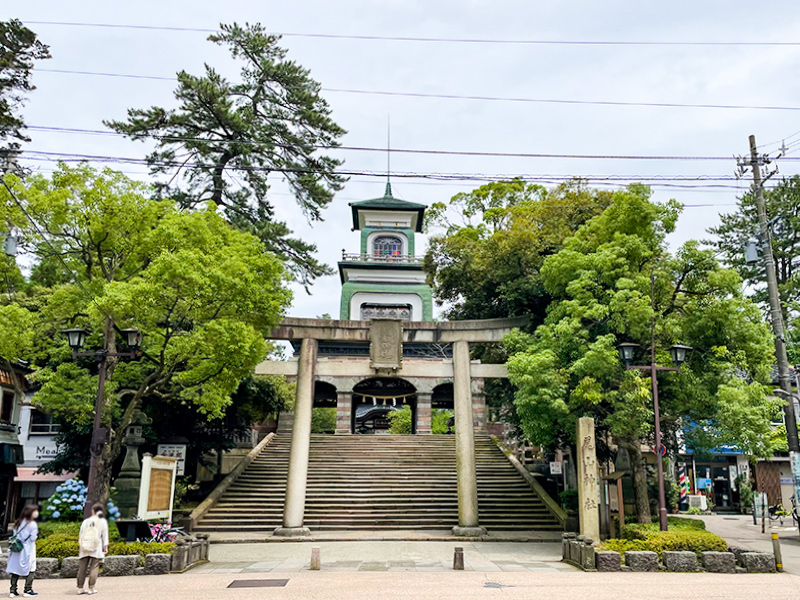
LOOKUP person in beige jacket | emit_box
[76,504,109,595]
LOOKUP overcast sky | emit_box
[9,1,800,319]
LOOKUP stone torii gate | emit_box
[258,316,526,537]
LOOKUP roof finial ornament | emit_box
[385,114,392,197]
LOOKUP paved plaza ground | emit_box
[20,571,800,600]
[17,515,800,598]
[196,539,576,573]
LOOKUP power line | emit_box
[20,149,743,179]
[31,68,800,113]
[23,20,800,47]
[20,164,760,196]
[17,150,783,191]
[27,124,783,162]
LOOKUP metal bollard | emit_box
[453,547,464,571]
[310,546,321,571]
[771,533,783,572]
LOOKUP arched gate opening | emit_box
[351,377,417,434]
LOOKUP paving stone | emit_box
[662,551,698,572]
[741,552,776,573]
[595,551,621,572]
[701,552,736,574]
[388,560,415,568]
[624,551,659,572]
[358,562,389,571]
[497,564,529,572]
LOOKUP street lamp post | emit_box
[61,326,141,518]
[618,341,691,532]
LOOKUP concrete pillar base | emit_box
[452,526,487,537]
[273,526,312,537]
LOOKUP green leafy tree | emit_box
[0,19,50,170]
[423,179,614,436]
[388,405,413,434]
[0,301,34,396]
[431,409,452,434]
[708,176,800,355]
[106,22,346,287]
[505,185,778,522]
[1,163,291,506]
[424,178,613,323]
[310,408,336,434]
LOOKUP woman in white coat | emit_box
[6,504,39,598]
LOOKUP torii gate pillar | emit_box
[452,339,485,536]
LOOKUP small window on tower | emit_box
[372,235,403,257]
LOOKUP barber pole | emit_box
[678,463,690,509]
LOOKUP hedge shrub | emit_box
[36,533,80,563]
[600,518,726,557]
[108,541,175,558]
[37,532,174,565]
[38,521,123,542]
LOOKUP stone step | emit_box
[203,514,551,523]
[197,523,563,532]
[195,433,562,532]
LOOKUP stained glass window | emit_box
[373,235,403,256]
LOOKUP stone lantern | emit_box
[114,409,152,518]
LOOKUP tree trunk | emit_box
[88,394,141,509]
[623,441,651,523]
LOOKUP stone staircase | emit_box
[194,433,562,532]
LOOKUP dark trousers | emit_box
[10,572,34,594]
[77,557,102,590]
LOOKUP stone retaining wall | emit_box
[562,533,778,574]
[0,534,209,578]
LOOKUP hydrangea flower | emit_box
[52,511,60,518]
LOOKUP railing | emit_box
[229,428,258,449]
[340,252,424,265]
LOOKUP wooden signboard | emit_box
[137,454,178,523]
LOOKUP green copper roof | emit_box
[349,182,426,232]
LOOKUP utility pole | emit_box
[747,134,800,453]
